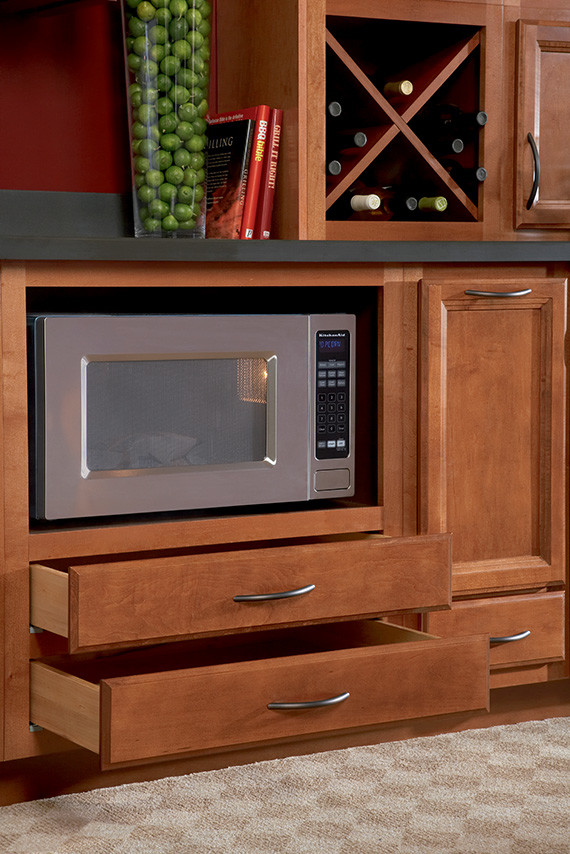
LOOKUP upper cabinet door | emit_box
[420,278,567,596]
[516,21,570,228]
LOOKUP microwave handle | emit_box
[233,583,315,602]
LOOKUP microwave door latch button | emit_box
[233,584,315,602]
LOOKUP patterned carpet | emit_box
[0,717,568,854]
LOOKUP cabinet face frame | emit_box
[515,20,570,228]
[419,277,567,596]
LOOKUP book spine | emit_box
[240,104,271,239]
[253,108,283,239]
[237,129,254,235]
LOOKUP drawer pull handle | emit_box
[490,630,531,644]
[268,691,350,711]
[526,131,541,209]
[234,584,315,602]
[464,289,532,298]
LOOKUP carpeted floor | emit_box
[0,717,568,854]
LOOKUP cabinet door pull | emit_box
[268,691,350,710]
[233,583,316,602]
[464,288,532,298]
[526,132,541,210]
[490,630,531,644]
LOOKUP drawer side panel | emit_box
[30,661,99,753]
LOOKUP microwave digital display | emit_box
[317,333,348,355]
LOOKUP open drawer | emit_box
[428,591,566,669]
[30,620,489,769]
[30,533,451,652]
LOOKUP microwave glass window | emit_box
[84,358,268,472]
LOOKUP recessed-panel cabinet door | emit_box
[420,279,566,595]
[516,22,570,228]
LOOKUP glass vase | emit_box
[121,0,211,237]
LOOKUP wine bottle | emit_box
[439,105,488,132]
[378,189,418,217]
[331,190,381,221]
[334,186,448,220]
[440,159,487,200]
[381,191,447,217]
[327,101,343,118]
[344,186,419,219]
[417,196,448,213]
[330,129,368,148]
[350,194,381,212]
[421,131,465,156]
[441,159,487,185]
[421,103,488,135]
[326,132,368,176]
[328,130,368,157]
[383,79,414,98]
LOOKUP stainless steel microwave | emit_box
[28,313,356,519]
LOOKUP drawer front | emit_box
[30,621,488,769]
[428,591,565,668]
[31,533,451,652]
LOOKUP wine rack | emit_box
[325,13,486,234]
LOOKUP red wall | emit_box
[0,0,131,193]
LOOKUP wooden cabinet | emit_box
[0,259,497,776]
[1,1,570,242]
[420,277,566,594]
[217,0,570,240]
[515,21,570,228]
[0,0,568,801]
[420,274,567,685]
[217,0,504,241]
[0,256,565,793]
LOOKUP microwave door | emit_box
[31,315,314,519]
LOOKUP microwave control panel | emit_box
[315,329,350,460]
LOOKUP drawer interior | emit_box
[34,619,436,683]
